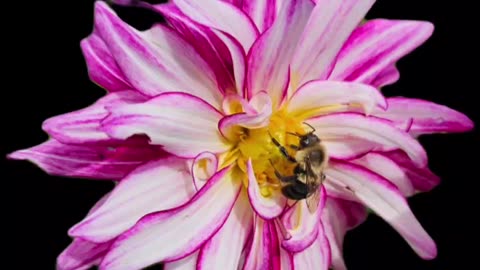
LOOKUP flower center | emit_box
[229,110,307,197]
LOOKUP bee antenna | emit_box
[286,132,301,137]
[302,122,316,133]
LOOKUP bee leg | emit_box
[269,160,297,183]
[289,145,299,150]
[269,134,296,162]
[282,181,308,200]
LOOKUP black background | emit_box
[3,0,479,269]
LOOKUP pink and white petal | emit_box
[293,222,330,270]
[326,160,437,259]
[212,30,247,95]
[242,0,278,32]
[384,150,440,192]
[7,138,163,180]
[42,91,146,144]
[370,65,400,88]
[309,113,428,167]
[69,158,195,242]
[287,80,386,119]
[164,252,198,270]
[198,191,253,270]
[81,33,132,92]
[57,238,113,270]
[247,159,286,219]
[329,19,434,85]
[94,2,222,106]
[351,152,415,196]
[373,97,474,136]
[321,137,377,160]
[247,0,314,107]
[102,92,229,158]
[192,152,219,191]
[291,0,375,89]
[322,197,367,270]
[156,4,238,94]
[243,216,273,270]
[173,0,258,51]
[281,186,326,252]
[273,222,294,270]
[219,92,272,139]
[101,166,241,270]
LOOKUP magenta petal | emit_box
[330,19,434,85]
[197,191,253,270]
[173,0,258,51]
[384,150,441,192]
[57,238,113,270]
[8,138,163,180]
[309,113,428,167]
[81,32,132,92]
[291,0,375,87]
[42,91,146,144]
[374,97,474,136]
[69,158,195,242]
[247,0,314,107]
[370,65,400,88]
[100,166,241,270]
[326,161,437,259]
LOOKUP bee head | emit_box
[299,133,320,148]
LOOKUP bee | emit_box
[269,123,327,213]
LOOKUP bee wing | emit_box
[304,157,321,214]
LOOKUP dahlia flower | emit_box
[9,0,473,269]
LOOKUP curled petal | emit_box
[281,186,326,252]
[81,33,132,92]
[7,138,163,180]
[309,113,428,167]
[101,166,241,270]
[287,80,387,119]
[291,0,375,88]
[219,92,272,140]
[102,92,229,158]
[173,0,258,51]
[329,19,434,85]
[69,158,195,242]
[351,152,415,196]
[370,65,400,88]
[192,152,218,191]
[198,191,253,270]
[247,0,314,107]
[326,160,437,259]
[374,97,474,136]
[42,91,146,144]
[94,2,222,106]
[247,159,286,219]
